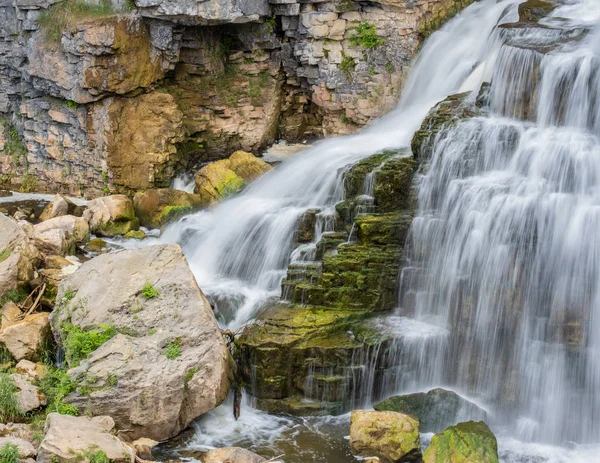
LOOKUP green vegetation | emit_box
[349,22,385,49]
[0,442,20,463]
[1,120,27,168]
[0,248,11,263]
[38,0,119,45]
[141,282,158,299]
[164,339,182,359]
[20,172,39,193]
[66,100,78,110]
[124,0,136,11]
[38,366,78,416]
[184,367,200,389]
[0,288,28,307]
[105,373,118,388]
[385,61,395,73]
[0,373,23,423]
[62,323,117,367]
[83,449,110,463]
[340,54,356,80]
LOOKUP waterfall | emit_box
[142,0,520,330]
[401,0,600,446]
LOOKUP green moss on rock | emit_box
[423,421,499,463]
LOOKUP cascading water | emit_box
[400,0,600,452]
[137,0,600,461]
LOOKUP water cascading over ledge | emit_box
[406,0,600,445]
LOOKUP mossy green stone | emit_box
[124,230,146,240]
[423,421,499,463]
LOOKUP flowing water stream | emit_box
[132,0,600,461]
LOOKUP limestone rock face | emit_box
[10,373,47,414]
[0,312,51,362]
[203,447,266,463]
[0,215,41,297]
[195,151,271,202]
[83,195,139,237]
[350,410,421,463]
[133,188,209,229]
[137,0,270,23]
[422,421,499,463]
[374,388,487,433]
[50,244,231,441]
[37,414,135,463]
[27,16,177,104]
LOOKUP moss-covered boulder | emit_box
[195,151,271,202]
[133,188,209,229]
[423,421,499,463]
[374,388,487,433]
[373,155,417,212]
[350,410,421,463]
[516,0,555,24]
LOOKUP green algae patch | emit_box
[374,155,417,212]
[355,212,413,246]
[423,421,499,463]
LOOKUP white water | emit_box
[139,0,600,460]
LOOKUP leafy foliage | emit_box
[37,366,78,416]
[349,22,385,49]
[340,54,356,79]
[62,323,117,367]
[0,373,23,423]
[141,282,158,299]
[164,339,182,359]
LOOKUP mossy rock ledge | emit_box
[423,421,499,463]
[238,149,421,415]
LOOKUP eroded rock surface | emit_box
[50,244,231,441]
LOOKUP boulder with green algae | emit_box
[124,230,147,240]
[350,410,421,463]
[374,156,417,212]
[355,212,413,246]
[423,421,499,463]
[343,151,398,199]
[374,388,487,433]
[195,151,271,202]
[133,188,209,229]
[83,195,139,237]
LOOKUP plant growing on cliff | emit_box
[20,172,38,193]
[1,122,27,167]
[38,0,118,45]
[0,443,19,463]
[0,288,27,307]
[62,323,117,367]
[38,367,78,416]
[340,54,356,80]
[141,282,158,299]
[0,373,23,423]
[349,22,385,49]
[164,339,182,359]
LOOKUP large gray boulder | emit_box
[0,215,41,297]
[50,244,231,441]
[37,414,135,463]
[374,388,487,434]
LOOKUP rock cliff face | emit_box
[0,0,473,196]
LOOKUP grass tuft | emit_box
[141,282,158,300]
[62,323,117,367]
[0,443,20,463]
[164,339,182,359]
[0,373,23,423]
[349,21,385,49]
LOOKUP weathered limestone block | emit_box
[0,312,51,361]
[137,0,270,24]
[10,372,47,414]
[51,244,231,441]
[350,410,421,463]
[37,414,135,463]
[27,15,179,103]
[34,215,90,243]
[39,194,83,221]
[0,215,41,297]
[133,188,209,229]
[83,195,138,236]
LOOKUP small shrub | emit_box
[38,366,78,416]
[65,100,78,109]
[20,172,38,193]
[340,54,356,80]
[141,282,158,299]
[0,288,28,307]
[62,323,117,367]
[164,339,182,359]
[349,21,385,49]
[83,449,110,463]
[0,443,20,463]
[0,373,23,423]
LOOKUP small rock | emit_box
[10,373,46,414]
[133,188,208,229]
[423,421,499,463]
[123,230,147,240]
[34,215,90,244]
[350,410,421,463]
[85,238,108,253]
[37,413,135,463]
[0,312,51,362]
[15,360,47,380]
[1,301,22,327]
[39,194,83,222]
[83,195,139,237]
[0,423,34,441]
[131,438,158,460]
[203,447,266,463]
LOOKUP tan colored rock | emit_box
[16,360,47,380]
[133,188,210,229]
[1,302,22,327]
[39,194,82,221]
[43,255,73,269]
[203,447,266,463]
[0,436,36,459]
[10,373,46,414]
[33,228,75,257]
[34,215,90,244]
[131,438,158,460]
[37,413,135,463]
[83,195,139,237]
[0,423,35,442]
[350,410,421,463]
[0,312,51,362]
[51,244,231,441]
[0,215,41,298]
[195,151,272,202]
